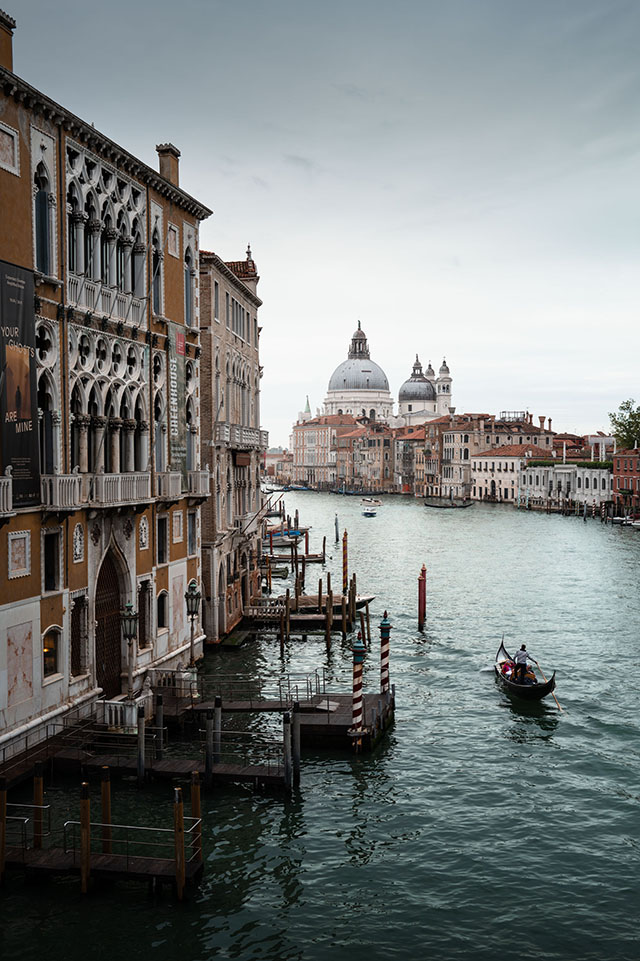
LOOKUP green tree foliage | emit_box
[609,399,640,450]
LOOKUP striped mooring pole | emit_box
[342,529,348,595]
[380,610,391,696]
[351,631,366,735]
[417,565,427,631]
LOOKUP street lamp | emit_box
[121,601,139,700]
[185,578,201,667]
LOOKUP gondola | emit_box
[494,641,556,701]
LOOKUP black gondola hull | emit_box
[494,642,557,702]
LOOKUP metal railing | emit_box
[198,728,284,775]
[196,669,327,707]
[6,803,52,854]
[63,816,202,868]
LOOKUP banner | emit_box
[0,261,39,506]
[167,321,187,485]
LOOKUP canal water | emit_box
[3,494,639,961]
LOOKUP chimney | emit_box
[538,416,545,429]
[156,143,180,187]
[548,417,552,431]
[0,10,16,72]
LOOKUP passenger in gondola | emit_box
[513,644,533,683]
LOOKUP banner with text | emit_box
[167,321,187,485]
[0,261,39,507]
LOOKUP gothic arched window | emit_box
[34,163,51,275]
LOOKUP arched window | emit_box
[184,247,194,326]
[37,371,56,474]
[585,476,590,489]
[152,229,162,315]
[154,392,166,472]
[157,591,168,629]
[34,163,51,275]
[67,184,80,274]
[43,627,61,677]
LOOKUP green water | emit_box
[2,495,639,961]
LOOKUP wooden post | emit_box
[33,761,43,850]
[101,766,112,854]
[0,776,7,884]
[279,610,285,656]
[285,589,291,640]
[326,571,331,594]
[80,782,91,895]
[190,772,202,863]
[294,575,300,611]
[267,555,272,593]
[365,602,372,645]
[359,610,367,646]
[173,787,186,902]
[342,530,348,594]
[156,693,164,760]
[292,701,301,787]
[418,564,427,631]
[352,572,357,622]
[322,535,326,562]
[318,578,323,614]
[137,706,146,787]
[269,530,273,554]
[283,712,292,791]
[305,530,309,554]
[214,695,222,764]
[290,544,295,572]
[205,710,214,786]
[341,595,348,639]
[301,554,306,586]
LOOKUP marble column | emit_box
[106,228,118,288]
[92,414,107,473]
[76,413,91,473]
[123,418,137,472]
[72,211,87,277]
[137,420,149,473]
[109,417,123,474]
[87,219,102,282]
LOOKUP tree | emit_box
[609,399,640,450]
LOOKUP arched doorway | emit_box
[218,565,226,636]
[95,551,123,698]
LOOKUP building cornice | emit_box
[200,250,263,308]
[0,66,212,221]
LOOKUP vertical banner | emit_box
[0,261,39,506]
[167,321,187,485]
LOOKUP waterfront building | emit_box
[471,444,541,502]
[0,13,211,748]
[199,248,267,642]
[393,426,426,492]
[291,414,357,489]
[339,421,395,492]
[323,323,393,421]
[612,450,640,514]
[519,461,612,510]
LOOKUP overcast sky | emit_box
[14,0,640,445]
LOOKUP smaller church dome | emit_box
[425,361,435,378]
[399,355,436,403]
[439,358,450,376]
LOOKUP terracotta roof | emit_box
[225,260,258,280]
[473,443,542,458]
[296,414,356,427]
[394,427,426,441]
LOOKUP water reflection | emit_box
[500,695,560,742]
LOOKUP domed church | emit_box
[397,356,453,424]
[323,322,394,421]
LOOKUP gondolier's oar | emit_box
[535,660,563,711]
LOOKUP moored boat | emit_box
[494,641,556,701]
[424,496,473,509]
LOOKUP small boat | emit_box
[424,496,473,509]
[494,641,556,702]
[361,497,382,507]
[362,508,377,517]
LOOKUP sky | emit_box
[13,0,640,446]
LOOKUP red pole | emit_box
[270,531,273,553]
[305,530,309,554]
[418,564,426,631]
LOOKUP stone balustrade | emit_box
[0,469,13,514]
[67,275,145,325]
[92,471,151,506]
[41,473,83,510]
[156,470,183,499]
[188,469,210,497]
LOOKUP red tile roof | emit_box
[473,443,543,458]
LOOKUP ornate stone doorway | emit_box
[95,551,123,698]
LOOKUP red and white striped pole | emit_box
[351,632,366,742]
[418,565,426,631]
[342,530,348,596]
[380,610,391,696]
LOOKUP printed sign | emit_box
[167,321,187,485]
[0,261,39,506]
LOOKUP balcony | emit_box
[41,473,83,511]
[188,469,210,499]
[229,426,261,449]
[260,429,269,448]
[68,275,146,326]
[91,472,151,506]
[0,468,14,516]
[213,423,230,445]
[156,470,182,500]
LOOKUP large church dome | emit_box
[398,356,436,403]
[327,323,389,392]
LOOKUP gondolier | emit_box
[513,644,533,683]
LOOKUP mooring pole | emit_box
[322,535,326,562]
[342,530,348,594]
[326,571,331,595]
[101,766,112,854]
[301,554,306,587]
[341,594,348,639]
[137,706,146,787]
[33,761,43,850]
[380,610,392,699]
[325,589,333,650]
[285,589,291,641]
[335,513,339,543]
[267,555,272,593]
[359,610,367,647]
[418,564,427,631]
[351,632,366,752]
[318,577,323,614]
[214,695,222,764]
[365,602,372,644]
[205,710,214,786]
[283,712,292,791]
[173,787,185,902]
[305,529,309,554]
[292,701,301,787]
[80,782,91,895]
[156,693,164,760]
[190,772,202,863]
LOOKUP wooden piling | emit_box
[266,554,272,593]
[156,693,164,760]
[173,787,186,902]
[418,564,427,631]
[301,554,306,586]
[190,772,202,863]
[101,766,112,854]
[205,710,214,785]
[318,578,323,614]
[33,761,43,850]
[80,782,91,895]
[294,575,300,611]
[365,602,372,644]
[326,571,331,594]
[305,530,309,554]
[283,712,292,791]
[325,589,333,649]
[341,594,347,639]
[214,695,222,764]
[279,611,285,656]
[335,512,339,543]
[292,701,301,787]
[285,589,291,639]
[322,535,326,562]
[380,610,391,696]
[359,610,367,646]
[290,544,295,572]
[0,776,6,884]
[342,530,348,594]
[137,706,146,787]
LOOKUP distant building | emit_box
[291,414,357,489]
[612,450,640,513]
[472,444,541,502]
[323,323,393,421]
[519,462,612,510]
[397,357,453,423]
